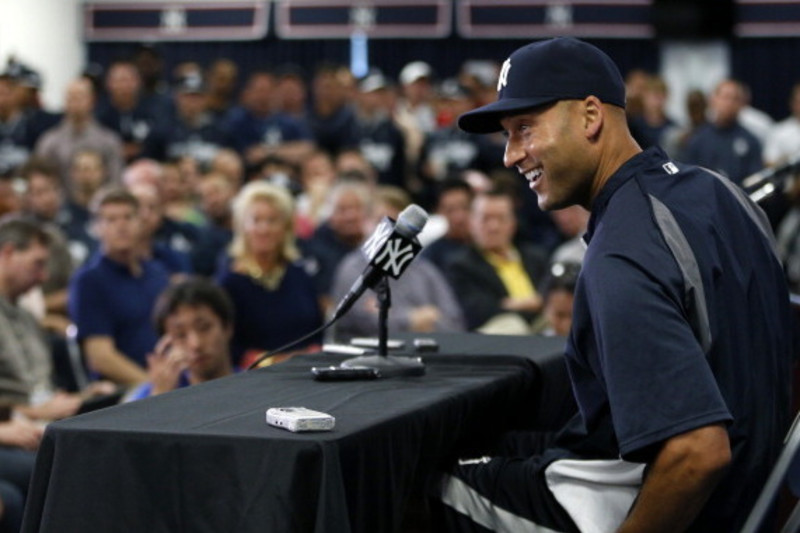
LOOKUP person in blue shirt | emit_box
[682,79,764,186]
[435,37,793,533]
[223,70,315,169]
[216,181,323,368]
[126,277,234,401]
[68,187,170,385]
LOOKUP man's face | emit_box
[470,195,516,254]
[198,178,233,222]
[2,240,49,300]
[65,79,94,119]
[544,288,574,337]
[501,101,594,211]
[711,81,743,127]
[95,202,140,254]
[26,174,62,220]
[71,152,106,191]
[129,184,163,238]
[329,191,367,242]
[438,189,472,241]
[164,304,231,381]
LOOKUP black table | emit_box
[22,334,570,533]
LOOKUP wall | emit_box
[0,0,84,111]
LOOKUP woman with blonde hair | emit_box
[216,181,322,367]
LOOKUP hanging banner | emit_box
[84,1,269,41]
[735,0,800,37]
[457,0,653,39]
[275,0,451,39]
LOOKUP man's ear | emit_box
[582,96,604,140]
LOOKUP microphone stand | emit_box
[341,276,426,377]
[377,277,390,357]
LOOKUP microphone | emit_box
[332,204,429,321]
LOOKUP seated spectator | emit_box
[421,178,474,272]
[351,71,407,188]
[68,148,112,212]
[216,181,323,368]
[662,89,708,160]
[123,159,201,259]
[126,278,234,401]
[531,261,581,337]
[69,187,170,385]
[447,190,549,332]
[34,76,124,186]
[274,64,308,121]
[295,150,337,238]
[147,73,233,167]
[127,181,192,277]
[307,63,359,156]
[549,204,590,265]
[301,180,372,306]
[417,79,503,208]
[204,59,239,121]
[94,60,164,163]
[209,148,245,191]
[223,70,315,167]
[0,74,36,176]
[627,76,677,149]
[682,79,763,186]
[191,172,235,276]
[6,62,60,148]
[330,186,464,340]
[0,216,106,421]
[21,157,96,266]
[161,158,205,227]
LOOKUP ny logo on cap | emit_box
[497,58,511,92]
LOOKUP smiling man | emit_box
[435,37,793,532]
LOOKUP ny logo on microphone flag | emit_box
[371,237,420,278]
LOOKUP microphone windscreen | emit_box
[395,204,429,238]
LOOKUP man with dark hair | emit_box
[126,277,234,401]
[421,177,474,272]
[435,37,792,532]
[68,187,170,385]
[0,215,92,421]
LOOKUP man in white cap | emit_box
[434,36,792,533]
[395,60,436,168]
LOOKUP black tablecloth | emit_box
[22,334,570,533]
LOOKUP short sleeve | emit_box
[582,253,732,458]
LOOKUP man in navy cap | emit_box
[436,37,793,532]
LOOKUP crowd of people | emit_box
[0,40,797,531]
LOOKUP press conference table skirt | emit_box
[22,334,570,533]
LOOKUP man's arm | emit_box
[618,424,731,533]
[83,336,148,385]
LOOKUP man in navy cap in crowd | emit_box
[435,37,793,532]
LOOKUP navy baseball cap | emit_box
[458,37,626,134]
